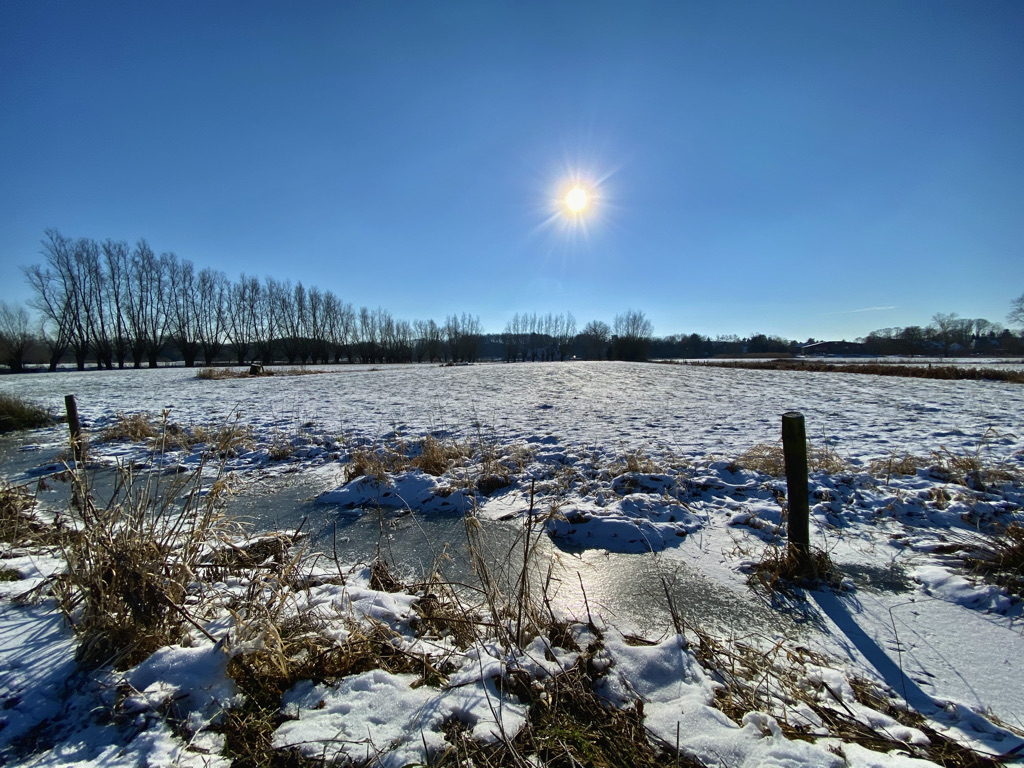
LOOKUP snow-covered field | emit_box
[2,361,1023,767]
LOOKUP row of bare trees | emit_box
[501,309,655,362]
[20,229,483,370]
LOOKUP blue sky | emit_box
[2,1,1022,341]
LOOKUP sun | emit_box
[565,186,589,213]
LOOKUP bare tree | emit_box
[0,302,33,372]
[196,268,228,365]
[357,306,379,363]
[165,254,203,367]
[275,280,301,365]
[930,312,963,357]
[78,239,118,370]
[554,312,577,360]
[324,292,355,363]
[252,277,282,364]
[225,275,255,365]
[101,239,132,368]
[612,309,653,361]
[307,286,329,364]
[579,319,610,360]
[23,235,73,371]
[1009,293,1024,329]
[24,230,95,370]
[123,241,170,367]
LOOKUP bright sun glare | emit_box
[565,186,589,212]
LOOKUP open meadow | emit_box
[1,361,1023,767]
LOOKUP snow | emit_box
[2,361,1023,766]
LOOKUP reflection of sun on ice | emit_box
[565,186,589,212]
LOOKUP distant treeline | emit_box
[1,229,1021,372]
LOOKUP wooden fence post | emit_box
[782,411,809,566]
[64,394,83,464]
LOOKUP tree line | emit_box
[2,229,1022,372]
[4,229,659,372]
[858,312,1023,357]
[9,230,494,371]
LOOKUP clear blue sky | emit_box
[2,1,1022,341]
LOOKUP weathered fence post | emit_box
[782,411,809,567]
[64,394,83,464]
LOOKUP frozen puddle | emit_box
[223,470,805,640]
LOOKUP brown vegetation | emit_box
[0,393,54,432]
[689,359,1024,383]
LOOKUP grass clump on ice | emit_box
[0,481,67,547]
[0,392,54,432]
[745,542,842,597]
[52,463,229,669]
[344,434,476,483]
[101,411,159,442]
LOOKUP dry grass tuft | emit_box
[344,435,473,484]
[0,393,54,432]
[53,464,227,669]
[0,481,67,547]
[736,442,848,477]
[436,642,696,768]
[101,411,159,442]
[344,447,391,484]
[961,522,1024,598]
[747,544,842,597]
[412,434,471,476]
[869,451,929,483]
[607,449,662,478]
[187,423,254,458]
[221,574,446,767]
[410,568,479,650]
[196,367,251,380]
[693,629,1003,767]
[369,557,405,592]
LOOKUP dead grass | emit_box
[0,392,54,432]
[735,441,848,476]
[693,359,1024,383]
[101,411,159,442]
[608,449,662,477]
[220,558,446,767]
[197,366,337,380]
[436,649,693,768]
[0,481,67,547]
[869,451,930,483]
[53,462,228,669]
[344,435,473,484]
[690,628,1004,767]
[182,423,254,458]
[746,543,842,597]
[867,430,1023,489]
[961,522,1024,599]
